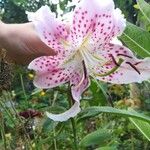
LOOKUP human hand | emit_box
[0,21,56,64]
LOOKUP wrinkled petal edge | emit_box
[46,101,81,122]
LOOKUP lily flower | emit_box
[27,0,150,122]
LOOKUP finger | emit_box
[24,23,57,56]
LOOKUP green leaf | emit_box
[129,117,150,141]
[11,0,26,6]
[120,22,150,57]
[77,106,150,123]
[42,118,58,133]
[96,146,117,150]
[88,80,107,106]
[80,129,111,148]
[137,0,150,24]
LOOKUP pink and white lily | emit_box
[27,0,150,122]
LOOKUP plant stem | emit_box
[131,134,135,150]
[68,87,78,150]
[20,74,28,101]
[71,118,78,150]
[52,91,58,150]
[53,128,57,150]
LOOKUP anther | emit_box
[109,54,119,66]
[134,61,142,66]
[117,54,133,58]
[126,62,141,74]
[82,60,87,78]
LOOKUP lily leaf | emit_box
[96,146,117,150]
[120,22,150,58]
[77,106,150,123]
[130,117,150,141]
[79,129,111,148]
[137,0,150,24]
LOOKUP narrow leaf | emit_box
[137,0,150,24]
[80,129,111,148]
[96,146,117,150]
[78,106,150,123]
[120,22,150,57]
[130,117,150,141]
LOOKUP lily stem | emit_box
[20,74,28,102]
[71,118,78,150]
[68,87,78,150]
[52,91,58,150]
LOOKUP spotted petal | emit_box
[27,6,69,55]
[94,44,150,84]
[28,55,72,89]
[68,0,115,48]
[105,8,126,44]
[28,53,89,95]
[28,56,63,73]
[112,8,126,37]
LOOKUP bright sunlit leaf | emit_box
[137,0,150,24]
[130,117,150,141]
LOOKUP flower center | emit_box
[61,35,124,80]
[78,37,124,78]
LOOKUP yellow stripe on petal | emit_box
[61,39,70,48]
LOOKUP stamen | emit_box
[117,54,133,58]
[134,61,142,66]
[73,61,87,89]
[81,32,91,47]
[83,45,105,62]
[94,58,124,77]
[62,53,76,65]
[92,53,104,61]
[73,73,84,89]
[126,62,141,74]
[82,60,87,78]
[82,46,105,65]
[109,54,119,66]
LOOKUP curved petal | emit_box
[68,0,115,48]
[112,8,126,37]
[27,6,69,55]
[70,72,90,101]
[93,44,150,84]
[105,8,126,43]
[31,68,70,89]
[100,43,135,60]
[110,37,123,46]
[28,56,63,73]
[46,101,81,122]
[28,58,77,89]
[28,54,84,90]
